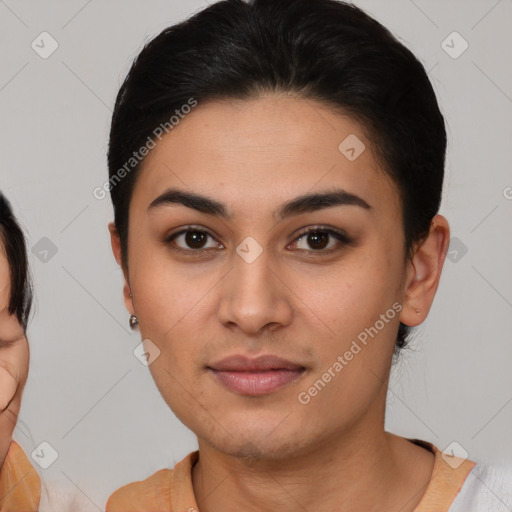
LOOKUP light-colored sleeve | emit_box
[0,440,41,512]
[38,479,104,512]
[449,463,512,512]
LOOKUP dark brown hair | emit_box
[0,192,33,330]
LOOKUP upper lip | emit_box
[208,354,306,372]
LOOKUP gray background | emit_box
[1,0,511,508]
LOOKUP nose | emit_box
[217,245,293,336]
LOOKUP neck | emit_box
[191,423,434,512]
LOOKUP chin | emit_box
[198,421,314,463]
[226,438,316,465]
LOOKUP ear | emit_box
[400,214,450,326]
[108,222,135,317]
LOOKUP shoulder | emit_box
[106,468,173,511]
[449,462,512,511]
[106,451,199,512]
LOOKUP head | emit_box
[108,0,450,460]
[0,192,32,464]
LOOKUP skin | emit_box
[109,93,450,512]
[0,243,30,471]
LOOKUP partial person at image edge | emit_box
[0,192,40,511]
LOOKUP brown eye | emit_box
[165,227,222,253]
[183,230,209,249]
[290,226,352,253]
[305,231,330,250]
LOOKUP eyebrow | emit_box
[147,187,371,221]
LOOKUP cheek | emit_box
[293,249,400,339]
[131,262,213,391]
[290,247,403,409]
[0,339,30,384]
[130,248,214,335]
[0,314,30,383]
[18,343,30,384]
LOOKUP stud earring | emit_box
[129,315,139,329]
[416,308,421,316]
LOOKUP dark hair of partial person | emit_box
[0,192,33,331]
[107,0,446,357]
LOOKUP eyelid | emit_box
[0,337,21,348]
[292,224,351,242]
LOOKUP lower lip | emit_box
[208,368,306,396]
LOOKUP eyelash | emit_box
[164,225,353,256]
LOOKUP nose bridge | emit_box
[218,238,291,332]
[231,240,275,305]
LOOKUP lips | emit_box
[208,354,305,372]
[207,354,306,396]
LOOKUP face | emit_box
[110,94,443,461]
[0,242,29,466]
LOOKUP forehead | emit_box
[131,94,399,218]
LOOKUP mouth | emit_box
[207,354,307,396]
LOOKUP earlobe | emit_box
[400,214,450,327]
[108,222,135,317]
[122,282,136,317]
